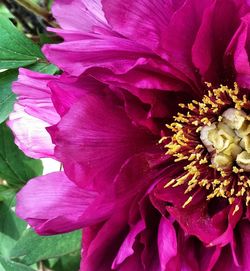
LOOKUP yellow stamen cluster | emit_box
[161,83,250,209]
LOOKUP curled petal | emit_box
[48,74,103,116]
[7,69,59,158]
[8,105,56,159]
[17,172,114,235]
[42,37,154,77]
[112,220,145,269]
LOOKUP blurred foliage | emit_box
[0,1,82,270]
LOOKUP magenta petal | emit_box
[210,202,242,247]
[112,220,145,269]
[46,27,93,41]
[48,75,103,116]
[239,221,250,270]
[49,91,155,189]
[192,0,243,83]
[162,0,213,85]
[117,250,145,271]
[153,182,227,244]
[213,246,241,271]
[158,217,177,270]
[7,69,59,158]
[52,0,108,32]
[16,172,114,234]
[81,152,160,271]
[81,210,129,271]
[202,246,221,271]
[42,37,153,77]
[102,0,177,51]
[227,14,250,89]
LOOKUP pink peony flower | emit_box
[10,0,250,270]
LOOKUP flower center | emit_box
[160,83,250,209]
[200,108,250,171]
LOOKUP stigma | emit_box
[161,83,250,208]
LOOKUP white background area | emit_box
[42,158,61,174]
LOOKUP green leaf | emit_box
[0,70,18,124]
[0,202,26,240]
[0,233,16,259]
[0,17,44,69]
[0,256,35,271]
[29,62,59,74]
[46,252,81,271]
[11,229,82,265]
[0,5,13,19]
[0,202,26,257]
[0,123,43,187]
